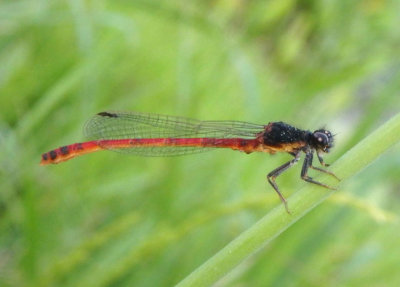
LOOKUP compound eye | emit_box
[314,132,330,151]
[316,133,328,144]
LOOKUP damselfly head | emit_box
[311,129,334,153]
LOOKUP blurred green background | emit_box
[1,1,399,286]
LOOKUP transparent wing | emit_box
[84,111,265,156]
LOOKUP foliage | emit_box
[0,1,399,286]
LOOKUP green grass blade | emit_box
[177,112,400,287]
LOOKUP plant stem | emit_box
[177,112,400,287]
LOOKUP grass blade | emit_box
[177,112,400,287]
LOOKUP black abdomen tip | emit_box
[49,150,57,160]
[42,153,49,161]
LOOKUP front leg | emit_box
[314,152,340,180]
[301,150,337,189]
[309,165,340,181]
[317,152,329,166]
